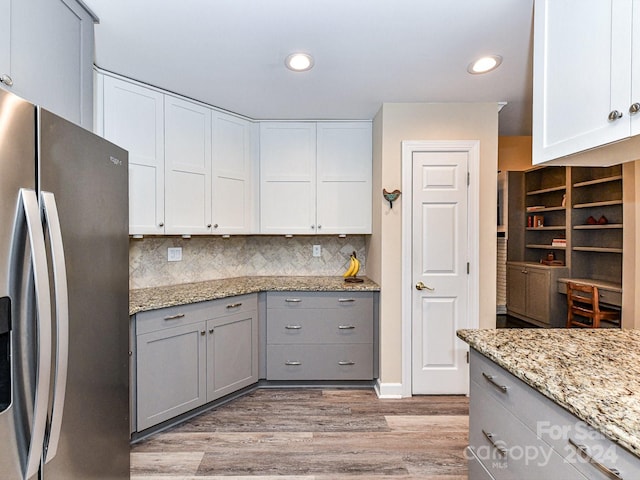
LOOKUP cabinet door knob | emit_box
[213,224,218,228]
[209,328,214,334]
[0,74,13,86]
[311,225,315,230]
[608,110,623,121]
[158,222,164,227]
[200,330,206,336]
[317,225,322,229]
[630,103,640,115]
[207,224,212,228]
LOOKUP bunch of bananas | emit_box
[343,251,361,278]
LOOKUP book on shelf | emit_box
[526,205,545,212]
[551,238,567,247]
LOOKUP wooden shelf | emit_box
[526,185,566,196]
[526,226,566,231]
[526,206,565,213]
[526,244,567,250]
[573,224,623,230]
[573,175,622,188]
[572,246,623,253]
[573,200,623,209]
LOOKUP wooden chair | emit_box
[566,282,621,328]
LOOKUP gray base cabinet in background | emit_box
[266,291,374,380]
[134,294,258,431]
[468,350,640,479]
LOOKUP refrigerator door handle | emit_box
[41,192,69,464]
[18,189,53,480]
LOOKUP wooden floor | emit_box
[131,388,469,479]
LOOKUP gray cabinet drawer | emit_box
[267,291,373,309]
[267,308,372,344]
[136,294,257,335]
[266,344,373,380]
[470,380,586,480]
[466,447,497,480]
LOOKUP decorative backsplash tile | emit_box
[129,235,367,289]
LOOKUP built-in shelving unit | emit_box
[570,165,623,284]
[523,166,568,265]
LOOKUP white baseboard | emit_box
[374,380,405,399]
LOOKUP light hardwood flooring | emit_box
[131,388,469,479]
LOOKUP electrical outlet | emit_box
[312,245,321,257]
[168,247,182,262]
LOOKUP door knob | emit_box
[608,110,623,121]
[630,103,640,115]
[415,281,434,291]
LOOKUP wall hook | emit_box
[383,188,401,209]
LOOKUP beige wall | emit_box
[498,136,532,171]
[623,161,638,328]
[369,103,499,385]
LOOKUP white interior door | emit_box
[411,150,470,394]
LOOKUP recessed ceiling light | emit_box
[285,53,314,72]
[467,55,503,74]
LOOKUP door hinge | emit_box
[466,351,470,363]
[467,262,470,274]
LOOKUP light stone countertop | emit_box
[457,328,640,458]
[130,276,380,315]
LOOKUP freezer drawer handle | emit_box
[41,192,70,464]
[338,298,355,303]
[482,372,509,393]
[285,361,302,366]
[568,439,623,480]
[285,298,302,303]
[285,325,302,330]
[226,303,242,309]
[164,313,185,320]
[17,189,53,480]
[338,361,356,366]
[338,325,355,330]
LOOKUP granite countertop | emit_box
[130,276,380,315]
[457,328,640,457]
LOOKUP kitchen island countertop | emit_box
[457,328,640,457]
[130,276,379,315]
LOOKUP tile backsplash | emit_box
[130,235,367,289]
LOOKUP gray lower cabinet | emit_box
[135,294,258,431]
[506,262,568,327]
[266,291,374,380]
[468,350,640,479]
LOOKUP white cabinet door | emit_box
[102,76,165,235]
[0,0,9,87]
[533,0,633,164]
[260,122,317,234]
[212,112,257,234]
[316,122,372,234]
[10,0,94,128]
[632,0,640,136]
[164,96,212,234]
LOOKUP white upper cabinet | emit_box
[259,121,372,235]
[633,0,640,137]
[211,112,257,234]
[316,122,372,234]
[533,0,638,165]
[164,96,212,235]
[0,0,9,85]
[101,75,165,235]
[260,122,317,234]
[2,0,94,129]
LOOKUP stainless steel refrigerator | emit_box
[0,89,130,479]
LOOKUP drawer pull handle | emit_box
[568,439,623,480]
[338,361,355,366]
[285,325,302,330]
[482,372,508,393]
[338,325,355,330]
[164,313,185,320]
[285,361,301,366]
[285,298,302,303]
[482,430,507,457]
[226,303,242,309]
[338,298,355,303]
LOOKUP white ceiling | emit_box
[84,0,535,136]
